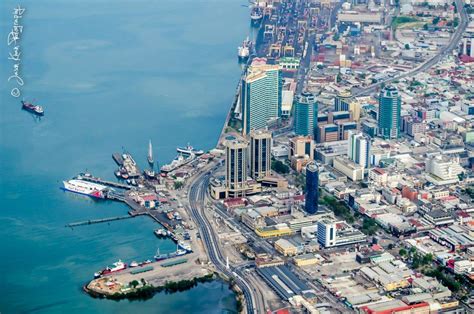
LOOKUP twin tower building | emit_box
[221,58,401,215]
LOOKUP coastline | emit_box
[84,271,245,312]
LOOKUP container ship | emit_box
[94,260,127,278]
[21,100,44,116]
[62,179,108,199]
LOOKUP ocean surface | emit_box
[0,0,249,313]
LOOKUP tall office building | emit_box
[249,129,272,180]
[378,85,401,139]
[225,137,248,197]
[334,90,352,112]
[241,62,282,135]
[348,131,371,169]
[305,163,319,214]
[317,220,336,247]
[294,92,318,138]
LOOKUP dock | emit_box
[77,174,131,190]
[112,153,124,166]
[65,215,135,228]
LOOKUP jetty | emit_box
[77,174,131,190]
[65,215,135,228]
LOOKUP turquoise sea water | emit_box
[0,0,248,312]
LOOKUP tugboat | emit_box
[21,99,44,116]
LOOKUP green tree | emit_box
[174,181,184,190]
[422,253,433,265]
[453,17,459,27]
[404,43,410,50]
[271,159,289,174]
[399,248,407,256]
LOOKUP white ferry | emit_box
[62,179,107,199]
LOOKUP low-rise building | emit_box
[255,223,292,238]
[333,156,364,181]
[317,219,366,248]
[274,239,298,256]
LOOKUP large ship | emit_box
[94,260,127,278]
[21,100,44,116]
[250,6,263,26]
[238,37,252,61]
[62,179,107,199]
[160,154,190,173]
[176,144,204,156]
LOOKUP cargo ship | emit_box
[94,260,127,278]
[62,179,108,199]
[21,100,44,116]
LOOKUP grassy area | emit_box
[392,16,420,29]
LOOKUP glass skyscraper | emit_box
[378,85,401,139]
[225,137,248,197]
[241,63,282,135]
[294,92,318,138]
[334,90,352,112]
[249,129,272,180]
[348,131,371,169]
[305,163,319,214]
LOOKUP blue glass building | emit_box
[305,163,319,214]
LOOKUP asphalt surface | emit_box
[188,173,257,313]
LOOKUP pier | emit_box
[77,174,131,190]
[112,153,124,166]
[65,215,136,228]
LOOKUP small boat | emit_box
[154,229,167,238]
[144,169,155,179]
[21,99,44,116]
[250,6,263,26]
[238,37,252,61]
[147,140,154,165]
[139,259,152,266]
[176,249,187,256]
[130,261,139,268]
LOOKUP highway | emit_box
[187,173,258,314]
[212,191,347,312]
[352,0,469,97]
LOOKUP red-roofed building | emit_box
[402,186,418,202]
[360,300,430,314]
[223,197,247,209]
